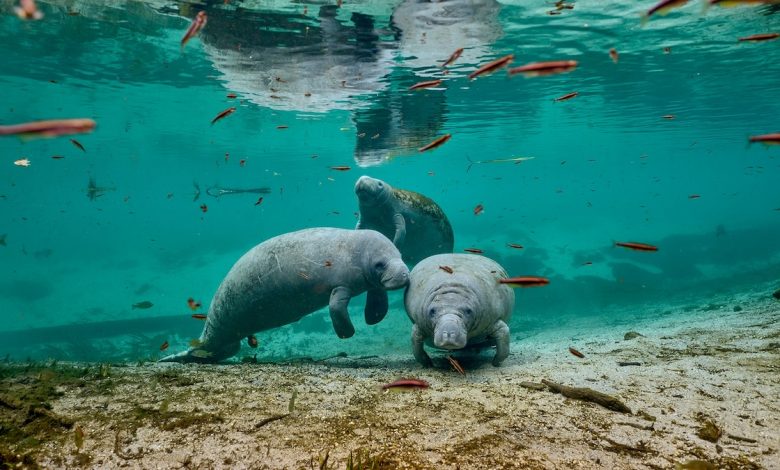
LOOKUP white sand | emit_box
[31,287,780,469]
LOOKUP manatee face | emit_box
[355,176,391,207]
[363,232,409,289]
[427,289,478,350]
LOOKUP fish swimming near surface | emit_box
[499,276,550,287]
[0,118,95,139]
[615,241,659,252]
[132,301,153,309]
[70,139,86,152]
[181,11,207,49]
[409,79,443,91]
[749,133,780,145]
[463,248,484,254]
[738,33,779,42]
[507,243,523,249]
[554,92,579,102]
[642,0,690,24]
[211,107,236,125]
[419,134,452,152]
[441,47,464,68]
[468,54,514,80]
[86,176,116,201]
[206,185,272,198]
[508,60,578,77]
[466,155,535,172]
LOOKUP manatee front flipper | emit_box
[411,324,433,367]
[329,286,356,338]
[158,340,240,364]
[364,288,389,325]
[392,213,406,246]
[488,320,510,366]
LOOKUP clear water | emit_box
[1,0,778,362]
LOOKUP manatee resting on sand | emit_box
[355,176,454,265]
[404,254,514,366]
[160,228,409,363]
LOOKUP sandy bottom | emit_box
[2,288,779,469]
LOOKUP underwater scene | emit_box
[1,0,779,468]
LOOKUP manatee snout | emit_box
[355,175,383,202]
[433,312,468,350]
[381,258,409,290]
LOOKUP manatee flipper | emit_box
[411,324,433,367]
[364,288,389,325]
[488,320,510,366]
[392,213,406,246]
[329,286,356,338]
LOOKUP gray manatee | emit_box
[160,228,409,363]
[355,176,454,265]
[404,253,514,366]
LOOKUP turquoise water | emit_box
[0,0,778,362]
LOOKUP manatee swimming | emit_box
[160,228,409,363]
[355,176,454,265]
[404,253,515,367]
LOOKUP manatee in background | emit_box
[355,176,454,265]
[160,228,409,363]
[404,253,515,366]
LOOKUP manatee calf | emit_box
[355,176,454,265]
[404,253,515,366]
[160,228,409,363]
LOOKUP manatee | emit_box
[355,176,454,265]
[160,228,409,363]
[404,253,514,366]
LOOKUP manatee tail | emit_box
[158,341,240,364]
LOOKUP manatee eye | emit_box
[464,308,474,317]
[377,182,383,188]
[428,307,436,317]
[374,261,386,271]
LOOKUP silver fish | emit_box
[206,186,272,198]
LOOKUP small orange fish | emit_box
[254,196,264,206]
[187,297,202,311]
[226,93,237,98]
[160,341,170,351]
[441,47,464,67]
[738,33,779,42]
[381,378,430,390]
[70,139,86,152]
[508,60,578,77]
[181,11,207,49]
[615,241,659,252]
[447,356,465,375]
[419,134,451,152]
[499,276,550,288]
[191,313,207,320]
[14,0,43,20]
[568,347,585,358]
[200,203,208,213]
[409,79,442,91]
[211,107,236,125]
[749,133,780,145]
[464,248,484,254]
[247,334,259,348]
[439,265,454,274]
[330,166,351,171]
[507,243,524,249]
[473,204,484,216]
[609,48,619,63]
[554,92,578,102]
[13,158,31,167]
[468,54,514,80]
